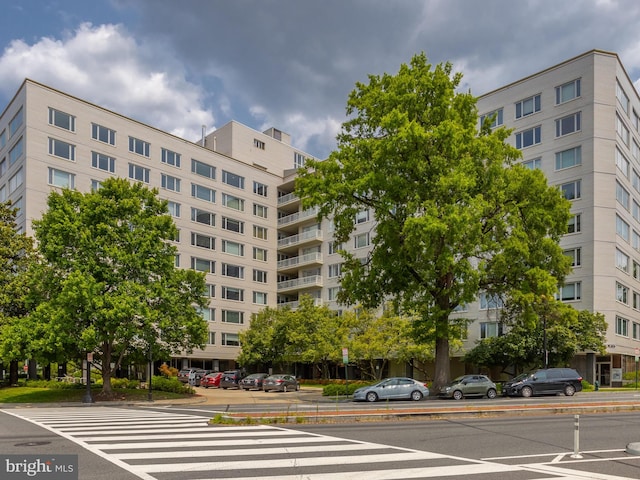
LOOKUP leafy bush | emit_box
[322,381,370,396]
[110,378,140,389]
[24,379,83,390]
[150,376,193,394]
[159,363,178,378]
[581,379,594,391]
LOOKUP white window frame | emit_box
[555,112,581,137]
[129,136,150,157]
[48,137,75,161]
[91,123,116,145]
[515,126,541,149]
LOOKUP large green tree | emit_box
[296,53,572,392]
[0,202,38,384]
[32,178,209,395]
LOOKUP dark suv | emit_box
[219,370,245,389]
[502,368,583,397]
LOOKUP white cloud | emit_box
[0,22,215,142]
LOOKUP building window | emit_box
[617,149,630,178]
[355,210,370,224]
[253,225,267,240]
[253,181,268,197]
[11,197,23,217]
[192,158,216,179]
[616,182,630,210]
[222,193,244,211]
[129,163,150,183]
[204,284,215,298]
[161,148,181,167]
[564,247,581,267]
[559,282,581,301]
[167,201,180,218]
[91,152,115,173]
[191,207,215,226]
[253,291,268,305]
[635,200,640,223]
[253,247,267,261]
[560,180,581,200]
[634,231,640,251]
[222,287,244,302]
[48,108,75,131]
[191,183,216,203]
[48,168,75,189]
[480,108,504,128]
[633,321,640,339]
[635,292,640,310]
[8,167,23,193]
[198,307,215,322]
[253,203,268,218]
[222,310,244,324]
[208,331,215,345]
[617,282,630,304]
[191,257,215,273]
[617,81,630,114]
[479,292,504,310]
[9,137,23,165]
[222,333,240,346]
[91,179,102,191]
[9,108,23,137]
[354,232,370,248]
[222,263,244,279]
[92,123,116,145]
[221,216,244,233]
[515,126,541,149]
[222,240,244,256]
[617,215,630,242]
[567,214,581,234]
[328,241,343,254]
[555,112,581,137]
[634,261,640,281]
[617,115,630,146]
[616,249,629,273]
[49,138,75,161]
[222,170,245,189]
[555,146,581,171]
[129,136,150,157]
[0,185,5,202]
[254,139,265,150]
[633,140,640,162]
[616,316,629,337]
[161,174,181,192]
[556,78,581,104]
[328,287,340,301]
[294,152,306,168]
[328,263,342,278]
[191,232,215,250]
[515,94,541,118]
[0,129,5,149]
[480,322,502,339]
[253,269,267,283]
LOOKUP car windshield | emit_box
[511,373,530,382]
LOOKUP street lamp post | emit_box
[82,353,94,404]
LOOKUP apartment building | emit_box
[0,79,315,373]
[2,49,639,385]
[465,49,640,386]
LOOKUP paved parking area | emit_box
[188,385,323,405]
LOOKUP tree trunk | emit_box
[9,360,18,385]
[431,314,451,395]
[101,342,113,396]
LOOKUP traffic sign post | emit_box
[342,348,349,394]
[635,348,639,390]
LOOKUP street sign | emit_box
[342,347,348,364]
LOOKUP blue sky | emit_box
[2,0,640,159]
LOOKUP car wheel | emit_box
[410,390,423,401]
[366,391,378,402]
[453,390,464,401]
[486,388,497,399]
[564,384,576,396]
[296,384,300,391]
[520,386,533,398]
[222,387,227,390]
[283,385,288,393]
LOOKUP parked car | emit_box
[353,377,429,402]
[219,370,246,389]
[200,372,223,388]
[262,374,299,392]
[193,369,212,387]
[502,368,583,397]
[177,368,197,384]
[239,373,269,391]
[439,375,497,400]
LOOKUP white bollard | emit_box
[571,414,583,459]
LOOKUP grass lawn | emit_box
[0,386,191,404]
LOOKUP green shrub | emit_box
[322,381,370,396]
[110,378,140,389]
[24,379,83,390]
[581,379,594,391]
[150,376,193,394]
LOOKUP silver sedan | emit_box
[353,377,429,402]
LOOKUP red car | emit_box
[200,372,223,388]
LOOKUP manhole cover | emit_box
[14,441,51,447]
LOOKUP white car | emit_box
[353,377,429,402]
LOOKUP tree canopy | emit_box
[0,201,38,383]
[295,53,572,392]
[31,178,209,395]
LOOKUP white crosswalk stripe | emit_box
[3,407,594,479]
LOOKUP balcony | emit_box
[277,229,323,250]
[277,207,320,227]
[277,275,323,293]
[277,192,300,207]
[277,252,323,273]
[277,297,323,310]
